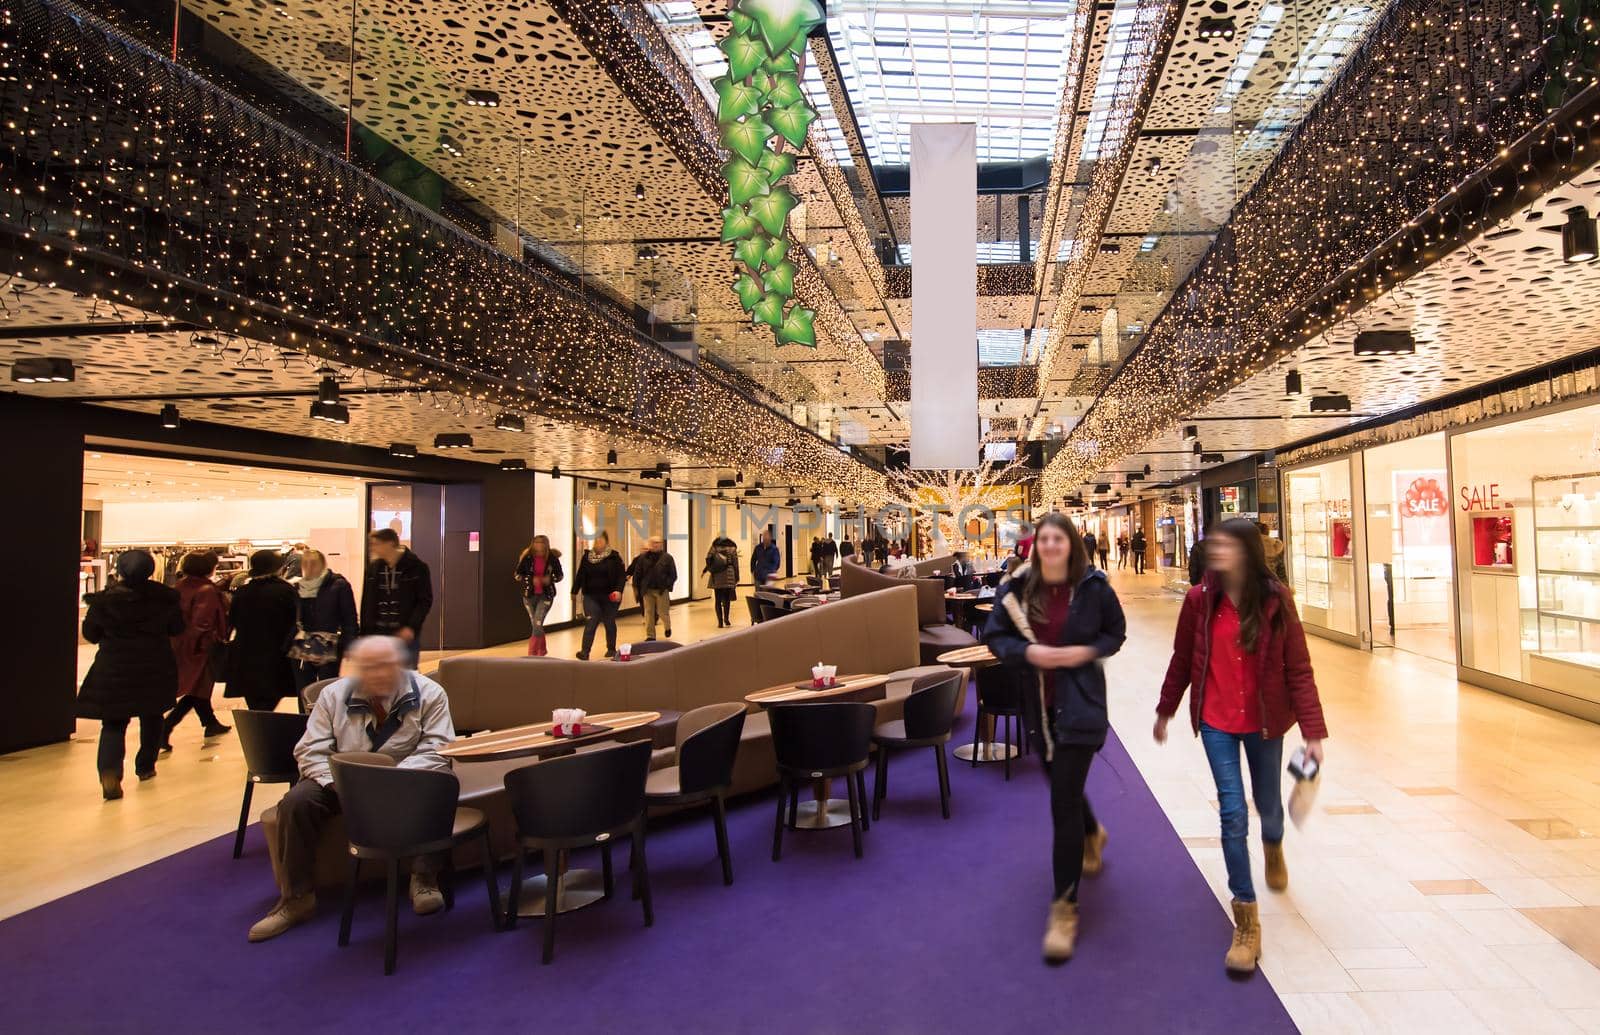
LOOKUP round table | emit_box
[441,710,661,915]
[746,673,889,829]
[935,646,1018,764]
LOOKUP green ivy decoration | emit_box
[716,0,825,347]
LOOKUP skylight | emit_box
[977,327,1050,366]
[1079,0,1166,162]
[1239,3,1377,152]
[826,0,1083,167]
[1214,3,1284,114]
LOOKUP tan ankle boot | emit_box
[1225,899,1261,973]
[1042,896,1078,964]
[1264,841,1288,892]
[1082,826,1108,876]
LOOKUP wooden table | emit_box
[745,673,888,828]
[438,710,661,763]
[440,710,661,916]
[935,645,1016,764]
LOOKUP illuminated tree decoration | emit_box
[716,0,824,347]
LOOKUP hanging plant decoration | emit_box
[716,0,825,347]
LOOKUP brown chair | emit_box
[299,676,338,712]
[231,709,308,859]
[626,639,681,656]
[502,740,654,964]
[871,671,963,820]
[644,703,747,885]
[330,756,501,975]
[769,702,875,860]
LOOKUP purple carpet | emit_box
[1,692,1296,1034]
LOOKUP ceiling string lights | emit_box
[1041,0,1593,500]
[0,0,889,502]
[714,0,825,347]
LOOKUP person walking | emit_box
[983,513,1127,964]
[1082,531,1098,568]
[1116,533,1130,570]
[572,531,625,659]
[226,550,300,712]
[821,533,838,579]
[1096,536,1110,570]
[79,550,185,800]
[704,535,740,628]
[1256,520,1289,583]
[752,529,781,586]
[1154,517,1328,975]
[288,549,358,692]
[627,535,677,641]
[360,528,433,666]
[839,533,855,564]
[808,536,824,577]
[1130,528,1148,575]
[514,534,563,656]
[164,550,232,747]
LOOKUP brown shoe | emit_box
[1042,896,1078,964]
[1082,826,1108,876]
[1225,899,1261,974]
[410,873,445,916]
[248,893,316,942]
[100,771,123,801]
[1263,841,1288,892]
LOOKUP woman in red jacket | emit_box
[164,550,232,747]
[1154,518,1327,975]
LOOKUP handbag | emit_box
[288,625,340,666]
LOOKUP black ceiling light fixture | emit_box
[1285,369,1303,396]
[494,411,525,432]
[159,404,181,429]
[499,458,527,471]
[464,89,500,107]
[1201,452,1226,464]
[1143,463,1153,476]
[1197,16,1237,39]
[1182,424,1198,441]
[633,183,646,201]
[437,132,464,158]
[1146,156,1163,174]
[390,442,418,459]
[1353,330,1417,356]
[1192,440,1203,455]
[309,376,349,423]
[606,448,618,466]
[550,465,561,479]
[10,357,75,383]
[1309,394,1352,412]
[434,432,473,449]
[1563,205,1598,263]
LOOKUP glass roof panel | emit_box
[826,0,1084,167]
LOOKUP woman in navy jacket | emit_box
[983,513,1126,965]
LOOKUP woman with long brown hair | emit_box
[514,533,563,656]
[983,512,1127,965]
[1155,517,1327,975]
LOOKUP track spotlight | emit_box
[494,411,525,432]
[634,183,646,201]
[309,400,350,424]
[1193,440,1203,455]
[160,404,181,429]
[10,357,75,383]
[434,432,473,449]
[1563,206,1598,263]
[317,376,341,404]
[1182,424,1198,441]
[389,442,418,459]
[606,448,618,466]
[550,465,561,479]
[1285,369,1303,396]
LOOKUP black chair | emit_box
[502,740,654,964]
[231,709,308,859]
[329,756,501,975]
[644,703,747,885]
[759,602,784,623]
[871,671,962,820]
[769,702,875,860]
[973,665,1027,780]
[626,640,681,656]
[745,596,766,624]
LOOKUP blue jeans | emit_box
[1199,723,1285,903]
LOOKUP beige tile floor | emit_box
[10,574,1600,1033]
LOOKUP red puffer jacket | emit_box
[1157,572,1329,740]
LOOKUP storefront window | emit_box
[1451,400,1600,706]
[1284,458,1358,637]
[1361,433,1455,663]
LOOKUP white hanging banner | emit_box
[910,123,977,470]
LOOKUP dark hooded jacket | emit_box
[78,581,185,720]
[982,565,1127,755]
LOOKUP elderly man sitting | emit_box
[249,636,455,942]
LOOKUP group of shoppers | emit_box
[79,530,432,799]
[984,515,1326,975]
[808,533,838,579]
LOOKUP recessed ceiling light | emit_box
[437,133,464,158]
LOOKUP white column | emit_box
[910,123,977,470]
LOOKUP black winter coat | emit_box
[628,550,677,594]
[982,566,1127,754]
[573,549,626,599]
[361,548,433,636]
[225,576,298,701]
[514,552,564,600]
[78,582,185,720]
[297,572,359,654]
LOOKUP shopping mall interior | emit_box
[4,0,1600,1031]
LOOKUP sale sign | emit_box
[1397,470,1450,549]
